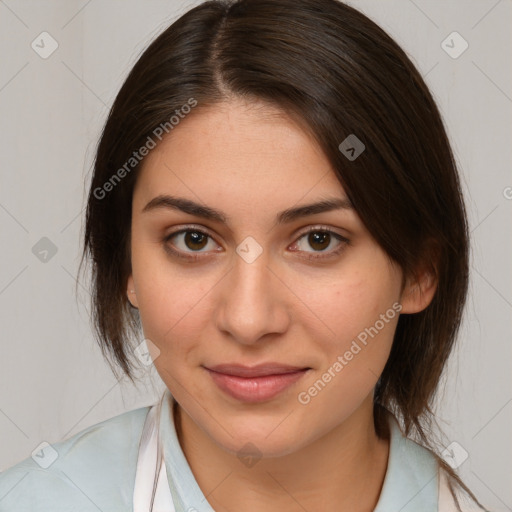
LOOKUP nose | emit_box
[214,250,291,346]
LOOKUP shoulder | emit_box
[0,404,151,512]
[382,412,488,512]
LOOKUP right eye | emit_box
[163,227,223,261]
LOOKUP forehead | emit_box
[133,99,348,214]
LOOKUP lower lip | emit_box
[205,368,310,403]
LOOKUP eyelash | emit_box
[162,225,350,263]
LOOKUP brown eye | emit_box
[164,228,219,259]
[295,230,341,253]
[291,227,349,261]
[184,231,208,250]
[307,231,331,251]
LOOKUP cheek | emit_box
[297,280,399,416]
[295,270,391,337]
[131,241,212,353]
[138,280,211,355]
[294,262,399,375]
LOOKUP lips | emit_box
[203,363,311,403]
[205,363,310,378]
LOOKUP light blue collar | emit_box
[374,411,438,511]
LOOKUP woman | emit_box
[0,0,490,510]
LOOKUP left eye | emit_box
[291,229,346,253]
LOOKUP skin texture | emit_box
[126,98,437,511]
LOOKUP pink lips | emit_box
[204,363,310,403]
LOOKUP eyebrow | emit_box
[142,194,354,226]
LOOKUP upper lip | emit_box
[205,363,310,378]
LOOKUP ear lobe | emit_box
[399,241,440,314]
[126,274,139,309]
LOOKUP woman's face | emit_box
[127,98,417,457]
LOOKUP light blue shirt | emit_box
[0,388,439,511]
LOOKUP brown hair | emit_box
[79,0,484,508]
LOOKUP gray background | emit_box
[0,0,510,510]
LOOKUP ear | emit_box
[126,274,139,309]
[399,240,440,314]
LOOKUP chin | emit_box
[207,416,308,459]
